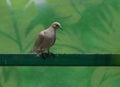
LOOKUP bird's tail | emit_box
[29,50,33,53]
[29,49,42,54]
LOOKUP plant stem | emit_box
[7,0,23,53]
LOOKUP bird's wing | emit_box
[33,32,44,51]
[51,35,56,46]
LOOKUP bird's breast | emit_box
[40,31,56,50]
[45,30,55,36]
[44,33,56,44]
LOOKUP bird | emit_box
[31,22,63,56]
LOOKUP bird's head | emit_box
[51,22,63,30]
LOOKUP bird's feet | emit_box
[36,53,47,59]
[48,52,56,58]
[36,52,55,59]
[41,53,49,59]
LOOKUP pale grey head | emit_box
[51,22,63,30]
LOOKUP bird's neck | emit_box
[49,26,56,33]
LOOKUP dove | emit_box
[31,22,63,55]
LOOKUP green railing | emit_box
[0,54,118,66]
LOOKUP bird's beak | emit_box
[59,26,63,31]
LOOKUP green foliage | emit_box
[1,67,120,87]
[0,1,120,87]
[91,67,120,87]
[0,0,120,53]
[0,67,19,87]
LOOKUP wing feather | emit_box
[33,32,44,51]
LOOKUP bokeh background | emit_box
[0,0,120,87]
[0,0,120,53]
[0,67,120,87]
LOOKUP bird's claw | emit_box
[36,52,55,59]
[41,53,48,59]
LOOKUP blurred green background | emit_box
[0,67,120,87]
[0,0,120,53]
[0,0,120,87]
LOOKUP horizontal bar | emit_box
[0,54,119,66]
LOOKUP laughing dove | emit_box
[31,22,63,54]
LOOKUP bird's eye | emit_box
[56,24,59,26]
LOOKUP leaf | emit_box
[91,67,107,87]
[0,67,19,87]
[6,0,23,52]
[91,67,120,87]
[0,30,17,42]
